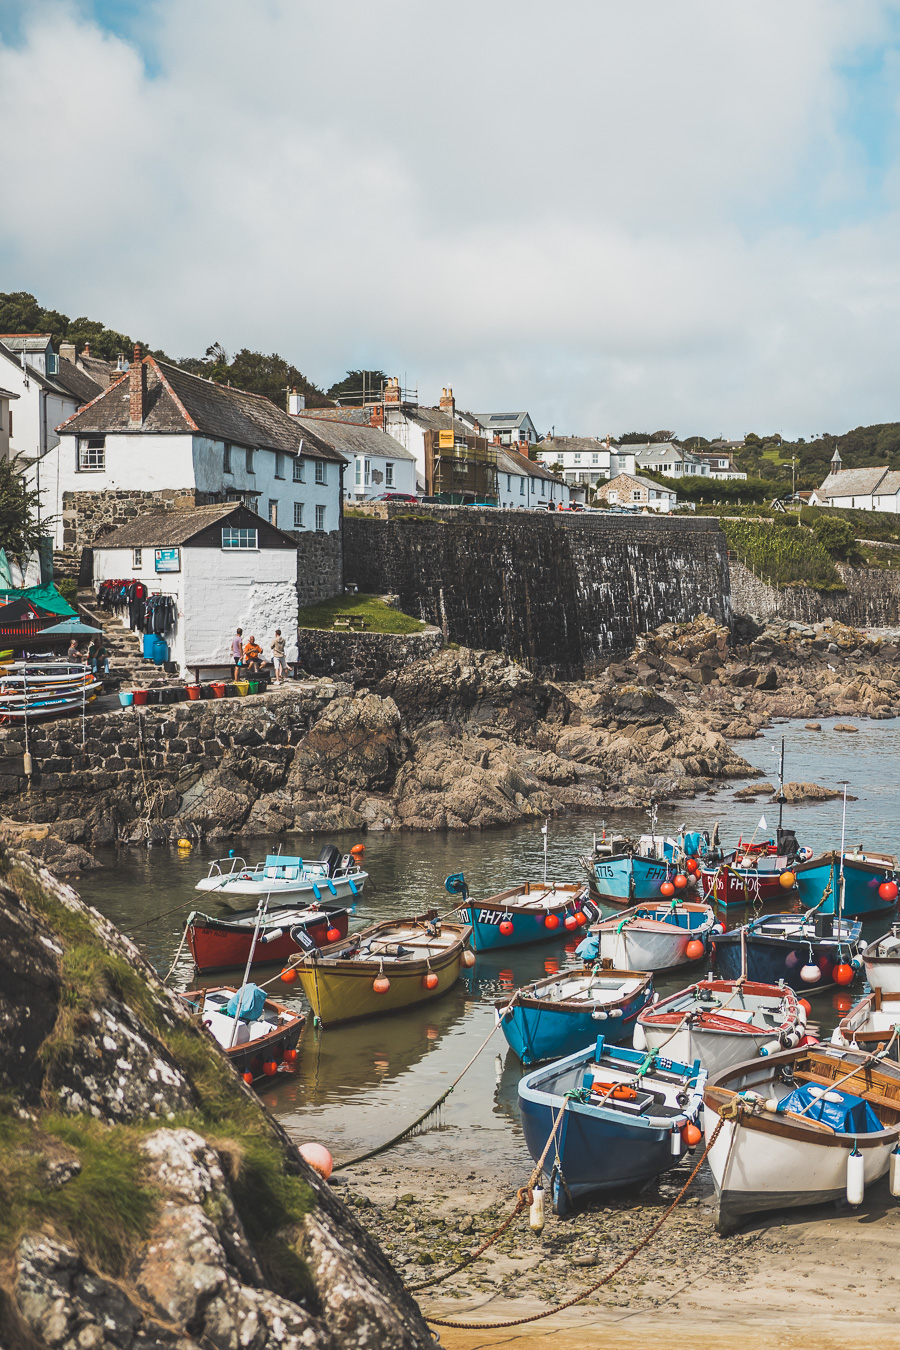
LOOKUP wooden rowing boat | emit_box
[181,983,305,1084]
[292,912,471,1027]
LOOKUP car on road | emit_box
[368,492,419,502]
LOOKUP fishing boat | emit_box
[195,844,367,907]
[447,873,596,951]
[518,1037,707,1214]
[579,807,688,907]
[699,839,801,910]
[794,849,900,921]
[291,912,471,1027]
[580,899,716,972]
[713,912,863,990]
[863,925,900,995]
[832,986,900,1059]
[496,967,653,1066]
[635,978,807,1076]
[181,983,305,1083]
[185,900,349,974]
[703,1043,900,1233]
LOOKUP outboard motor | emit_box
[318,843,343,878]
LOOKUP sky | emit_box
[3,1,900,439]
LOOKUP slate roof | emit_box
[494,447,565,485]
[291,415,416,461]
[816,467,891,499]
[539,436,612,455]
[57,358,345,462]
[404,406,479,433]
[0,333,52,352]
[0,386,18,400]
[0,341,80,399]
[474,411,534,431]
[54,358,105,404]
[93,502,298,549]
[601,472,677,494]
[295,406,372,425]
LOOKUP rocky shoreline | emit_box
[1,612,897,872]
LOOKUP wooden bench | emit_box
[332,616,369,630]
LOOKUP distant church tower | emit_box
[830,446,843,474]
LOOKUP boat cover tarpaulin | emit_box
[778,1084,883,1133]
[226,984,267,1020]
[0,584,77,617]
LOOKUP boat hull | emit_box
[864,934,900,995]
[593,903,714,972]
[713,915,862,991]
[700,866,790,909]
[500,973,652,1066]
[199,873,366,905]
[588,854,677,906]
[795,853,899,921]
[186,904,349,974]
[457,883,594,952]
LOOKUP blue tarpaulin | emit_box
[683,831,704,857]
[778,1083,883,1134]
[226,984,267,1021]
[576,934,600,961]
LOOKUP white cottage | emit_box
[92,502,299,677]
[0,334,95,463]
[289,410,418,501]
[42,348,346,553]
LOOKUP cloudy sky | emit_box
[2,1,900,439]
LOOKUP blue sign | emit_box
[154,547,181,573]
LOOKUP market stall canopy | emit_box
[39,619,103,637]
[0,584,77,617]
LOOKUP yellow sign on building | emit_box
[438,429,455,449]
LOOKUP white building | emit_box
[289,409,418,501]
[42,349,346,550]
[594,472,678,512]
[634,443,710,478]
[473,410,539,446]
[92,502,299,677]
[535,437,637,495]
[812,462,900,512]
[0,384,18,462]
[691,450,747,480]
[493,447,571,508]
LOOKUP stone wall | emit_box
[343,509,730,677]
[295,528,343,607]
[61,487,198,552]
[730,559,900,627]
[296,627,443,683]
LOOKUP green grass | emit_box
[800,503,900,545]
[297,592,426,634]
[720,518,845,590]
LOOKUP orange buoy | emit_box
[299,1142,333,1179]
[834,963,854,986]
[499,920,515,936]
[242,1072,254,1084]
[423,971,439,990]
[263,1061,278,1076]
[326,927,342,943]
[682,1122,702,1148]
[373,974,391,994]
[879,880,898,901]
[685,858,699,874]
[280,967,297,984]
[564,914,578,931]
[673,874,688,890]
[685,938,705,960]
[660,881,675,898]
[545,914,560,930]
[779,870,797,889]
[351,843,366,856]
[799,998,812,1017]
[284,1048,298,1062]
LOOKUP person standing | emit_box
[230,628,244,680]
[66,637,81,663]
[271,629,286,685]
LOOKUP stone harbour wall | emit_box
[343,509,731,677]
[730,559,900,628]
[294,527,343,607]
[61,486,199,551]
[296,627,444,683]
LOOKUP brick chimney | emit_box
[439,387,455,414]
[59,341,76,364]
[383,376,401,405]
[129,343,145,426]
[83,342,91,357]
[369,403,384,428]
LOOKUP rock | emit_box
[734,782,774,798]
[571,1252,598,1267]
[834,724,859,733]
[772,782,852,803]
[805,722,822,731]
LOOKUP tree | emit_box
[810,514,855,559]
[171,346,329,408]
[0,456,48,555]
[327,370,388,404]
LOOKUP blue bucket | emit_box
[118,691,134,707]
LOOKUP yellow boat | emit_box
[292,911,471,1027]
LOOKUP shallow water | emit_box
[77,716,899,1172]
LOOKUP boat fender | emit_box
[795,1003,808,1026]
[260,928,284,944]
[857,939,868,953]
[758,1039,784,1058]
[670,1129,682,1156]
[890,1146,900,1198]
[764,1098,781,1113]
[608,1007,623,1018]
[652,990,660,1004]
[847,1148,865,1207]
[711,923,725,936]
[591,1009,608,1020]
[347,877,358,895]
[312,883,322,901]
[779,1029,801,1049]
[632,1022,648,1051]
[529,1186,545,1233]
[675,1090,691,1108]
[326,879,338,896]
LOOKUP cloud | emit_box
[2,0,900,436]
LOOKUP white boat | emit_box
[636,978,807,1077]
[832,985,900,1057]
[703,1044,900,1233]
[863,925,900,996]
[0,660,101,720]
[584,900,716,972]
[196,844,368,908]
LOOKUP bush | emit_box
[57,578,77,605]
[810,515,856,558]
[720,519,844,590]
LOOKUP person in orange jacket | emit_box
[243,636,264,672]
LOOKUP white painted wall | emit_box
[494,468,570,508]
[382,408,428,486]
[346,451,418,499]
[0,392,13,462]
[93,540,298,675]
[0,353,78,463]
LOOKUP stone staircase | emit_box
[77,590,164,686]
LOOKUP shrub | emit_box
[720,519,844,590]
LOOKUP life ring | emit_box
[777,989,804,1047]
[591,1082,637,1101]
[797,847,813,861]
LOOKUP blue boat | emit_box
[580,838,684,908]
[496,967,653,1066]
[794,850,900,921]
[518,1038,707,1213]
[446,874,598,952]
[714,912,863,990]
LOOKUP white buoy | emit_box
[758,1039,783,1057]
[846,1149,865,1206]
[529,1186,545,1232]
[632,1022,647,1051]
[800,964,821,984]
[670,1129,682,1157]
[890,1148,900,1198]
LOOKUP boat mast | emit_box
[542,819,549,886]
[837,781,848,931]
[777,737,785,835]
[228,845,281,1047]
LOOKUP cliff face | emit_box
[0,853,433,1350]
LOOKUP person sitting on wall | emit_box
[243,636,265,673]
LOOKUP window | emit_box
[245,448,255,474]
[268,500,278,526]
[78,437,105,470]
[364,460,371,486]
[275,452,285,479]
[609,490,619,501]
[592,454,599,464]
[540,479,545,496]
[223,443,232,474]
[294,502,304,528]
[385,462,394,486]
[222,526,258,549]
[632,490,642,500]
[293,458,304,482]
[574,453,581,463]
[519,477,525,495]
[315,461,326,485]
[133,548,142,568]
[506,474,511,491]
[355,459,362,487]
[315,504,326,531]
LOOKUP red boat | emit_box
[186,901,349,974]
[700,842,798,911]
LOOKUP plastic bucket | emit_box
[248,680,259,694]
[151,636,168,665]
[186,684,201,700]
[118,691,134,707]
[210,681,226,698]
[235,680,250,696]
[132,689,148,706]
[142,634,156,659]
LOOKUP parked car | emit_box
[368,492,419,502]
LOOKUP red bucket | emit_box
[210,681,226,698]
[186,684,202,700]
[132,688,149,706]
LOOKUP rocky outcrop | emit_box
[0,854,433,1350]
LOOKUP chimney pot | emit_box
[129,344,146,426]
[83,342,90,357]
